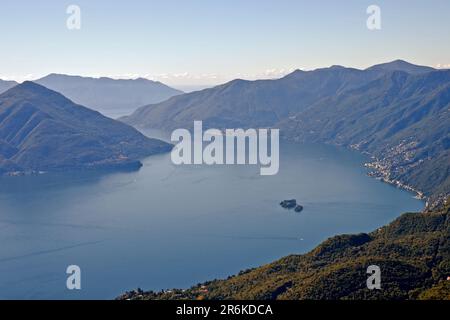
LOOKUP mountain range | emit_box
[34,74,182,118]
[0,82,172,175]
[121,60,450,204]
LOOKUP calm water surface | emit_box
[0,139,423,299]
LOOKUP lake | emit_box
[0,139,424,299]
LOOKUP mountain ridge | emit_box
[0,81,172,174]
[366,59,436,74]
[122,60,436,131]
[34,73,183,118]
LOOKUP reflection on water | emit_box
[0,140,423,299]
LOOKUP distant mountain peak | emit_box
[282,69,307,80]
[4,81,59,98]
[18,80,46,89]
[329,65,346,69]
[366,60,435,74]
[290,69,307,74]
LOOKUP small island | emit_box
[280,199,304,213]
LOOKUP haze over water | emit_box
[0,139,423,299]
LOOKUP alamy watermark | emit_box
[367,265,381,290]
[367,5,381,30]
[66,265,81,290]
[66,5,81,30]
[171,121,280,176]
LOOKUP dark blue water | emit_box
[0,141,423,299]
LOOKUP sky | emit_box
[1,0,449,90]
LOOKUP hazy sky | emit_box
[1,0,449,88]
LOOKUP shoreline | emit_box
[364,160,426,200]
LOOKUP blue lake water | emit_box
[0,140,423,299]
